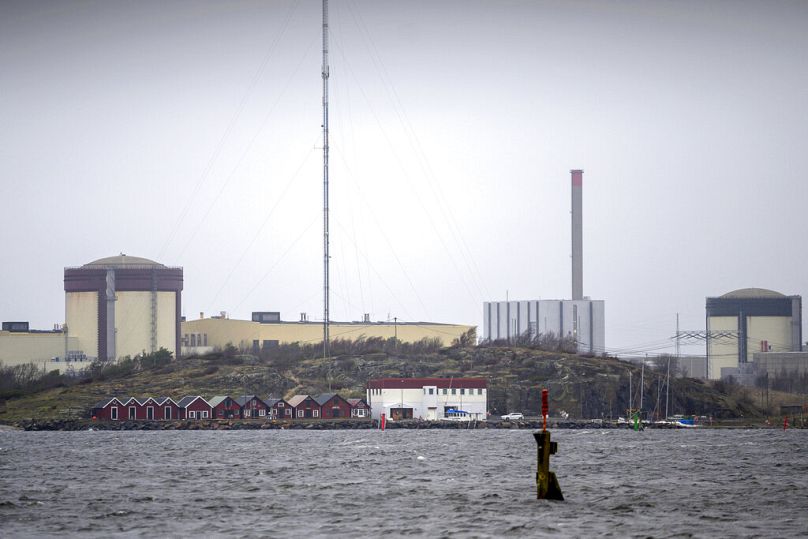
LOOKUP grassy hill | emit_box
[0,344,767,423]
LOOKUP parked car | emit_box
[501,412,524,420]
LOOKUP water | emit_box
[1,429,806,537]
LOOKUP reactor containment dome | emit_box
[64,254,183,361]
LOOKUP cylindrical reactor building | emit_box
[64,255,183,361]
[706,288,802,379]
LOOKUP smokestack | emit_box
[571,169,583,300]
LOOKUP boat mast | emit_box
[628,369,632,415]
[640,359,644,415]
[321,0,330,359]
[668,314,676,419]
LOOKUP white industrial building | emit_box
[366,378,487,421]
[482,170,606,355]
[483,299,605,354]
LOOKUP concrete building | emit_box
[65,255,183,361]
[678,356,708,379]
[0,324,81,372]
[707,288,802,380]
[366,377,487,421]
[752,351,808,378]
[181,315,473,355]
[483,299,605,354]
[482,170,606,355]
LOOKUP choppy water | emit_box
[1,428,806,537]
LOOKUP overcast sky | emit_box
[2,0,806,356]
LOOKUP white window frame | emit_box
[147,406,154,420]
[313,409,319,418]
[164,406,171,420]
[297,409,303,418]
[259,409,265,416]
[129,406,136,420]
[202,410,209,419]
[189,411,196,419]
[111,406,118,420]
[285,408,292,416]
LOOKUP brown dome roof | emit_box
[720,288,785,299]
[83,255,165,268]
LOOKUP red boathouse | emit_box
[209,396,241,419]
[178,396,212,420]
[313,393,352,419]
[91,397,124,421]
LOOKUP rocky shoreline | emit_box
[4,418,716,431]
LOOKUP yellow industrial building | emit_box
[0,255,183,373]
[64,255,183,361]
[707,288,802,379]
[0,323,79,372]
[1,255,473,371]
[181,314,474,355]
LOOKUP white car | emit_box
[501,413,524,420]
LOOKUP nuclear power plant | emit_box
[706,288,802,380]
[64,255,184,361]
[0,254,183,372]
[483,169,606,354]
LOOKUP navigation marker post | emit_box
[533,389,563,500]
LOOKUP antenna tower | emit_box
[321,0,330,359]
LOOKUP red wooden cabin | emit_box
[288,395,319,419]
[266,397,293,419]
[155,397,181,420]
[139,397,163,421]
[313,393,352,419]
[119,397,145,420]
[178,396,212,420]
[236,395,270,419]
[209,396,241,419]
[347,398,371,418]
[91,397,124,421]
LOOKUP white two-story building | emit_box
[366,378,487,421]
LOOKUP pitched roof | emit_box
[92,397,120,409]
[154,396,177,406]
[208,396,234,408]
[367,378,487,390]
[312,393,341,406]
[287,395,312,407]
[177,395,209,408]
[235,395,266,407]
[312,393,334,405]
[118,396,141,405]
[347,398,368,407]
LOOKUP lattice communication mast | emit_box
[321,0,331,358]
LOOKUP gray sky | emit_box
[2,0,807,357]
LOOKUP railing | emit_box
[64,265,183,270]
